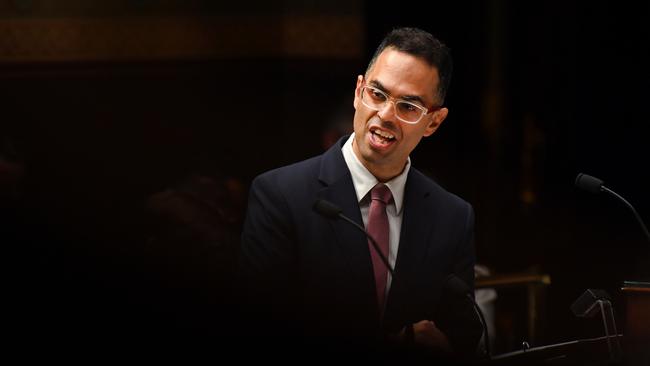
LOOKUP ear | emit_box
[353,75,364,110]
[423,107,448,137]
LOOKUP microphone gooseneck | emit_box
[312,199,395,276]
[575,173,650,243]
[445,274,492,359]
[445,273,472,295]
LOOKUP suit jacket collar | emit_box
[316,136,365,237]
[317,135,352,187]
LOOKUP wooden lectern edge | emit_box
[621,286,650,293]
[475,273,551,289]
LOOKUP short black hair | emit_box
[366,27,453,104]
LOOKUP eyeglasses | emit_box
[360,84,441,124]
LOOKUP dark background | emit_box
[2,0,648,354]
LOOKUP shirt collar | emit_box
[341,133,410,214]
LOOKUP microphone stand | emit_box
[336,213,395,276]
[576,173,650,244]
[601,186,650,243]
[469,292,492,360]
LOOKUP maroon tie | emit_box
[367,184,392,313]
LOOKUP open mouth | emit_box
[369,127,396,147]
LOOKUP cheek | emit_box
[401,125,426,145]
[352,113,364,133]
[353,107,371,126]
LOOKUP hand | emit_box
[402,320,452,353]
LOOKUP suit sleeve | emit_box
[237,173,300,334]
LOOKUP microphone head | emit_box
[312,199,342,220]
[575,173,604,194]
[570,289,611,318]
[445,274,471,296]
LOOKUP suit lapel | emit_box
[394,169,436,276]
[316,137,377,311]
[384,169,436,327]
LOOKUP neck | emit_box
[369,164,405,183]
[352,139,406,182]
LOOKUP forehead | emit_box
[366,48,440,102]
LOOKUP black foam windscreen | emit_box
[575,173,604,194]
[570,289,611,317]
[312,199,342,219]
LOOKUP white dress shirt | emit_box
[341,133,410,296]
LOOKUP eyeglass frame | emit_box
[359,83,442,124]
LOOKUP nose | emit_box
[377,100,397,121]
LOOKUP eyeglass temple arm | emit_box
[427,105,442,113]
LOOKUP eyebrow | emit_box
[368,80,427,106]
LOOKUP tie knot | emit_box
[371,184,392,205]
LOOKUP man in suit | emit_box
[239,27,482,359]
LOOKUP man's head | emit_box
[352,27,452,182]
[366,27,453,105]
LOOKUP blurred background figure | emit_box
[142,171,245,336]
[320,94,355,151]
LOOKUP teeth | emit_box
[374,130,395,139]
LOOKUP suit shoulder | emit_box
[410,168,473,211]
[252,154,322,189]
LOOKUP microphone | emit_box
[445,274,491,359]
[575,173,650,243]
[313,199,394,276]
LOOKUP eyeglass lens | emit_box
[362,86,424,123]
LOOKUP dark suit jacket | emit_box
[239,136,482,356]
